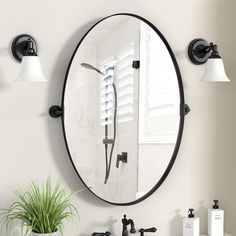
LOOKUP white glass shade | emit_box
[202,58,230,82]
[16,56,47,82]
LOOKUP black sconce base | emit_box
[188,38,211,65]
[11,34,37,62]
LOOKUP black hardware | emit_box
[132,60,140,69]
[188,38,221,65]
[180,104,190,116]
[116,152,128,168]
[139,228,157,236]
[188,208,195,218]
[213,200,219,209]
[92,232,111,236]
[49,105,63,118]
[208,43,221,59]
[184,104,190,115]
[11,34,37,62]
[122,214,136,236]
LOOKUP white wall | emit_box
[0,0,235,236]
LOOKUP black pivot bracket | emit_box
[180,104,190,116]
[184,104,190,115]
[49,105,63,118]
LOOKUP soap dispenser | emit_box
[183,208,199,236]
[208,200,224,236]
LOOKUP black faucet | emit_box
[122,214,136,236]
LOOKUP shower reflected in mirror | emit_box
[81,62,119,184]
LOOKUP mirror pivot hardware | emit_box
[180,104,190,116]
[116,152,128,168]
[139,228,157,236]
[49,105,63,118]
[184,104,191,115]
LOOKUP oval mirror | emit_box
[62,13,186,205]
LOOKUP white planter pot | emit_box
[30,231,60,236]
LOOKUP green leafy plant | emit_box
[2,178,80,235]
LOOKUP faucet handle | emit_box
[139,228,157,236]
[144,228,157,233]
[92,232,111,236]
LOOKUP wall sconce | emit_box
[11,34,46,82]
[188,38,230,82]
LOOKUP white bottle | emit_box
[183,208,200,236]
[208,200,224,236]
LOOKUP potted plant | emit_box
[2,177,79,236]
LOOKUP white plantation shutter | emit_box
[100,60,115,126]
[142,24,177,118]
[116,47,135,123]
[99,44,136,125]
[139,22,179,143]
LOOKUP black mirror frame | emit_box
[50,13,189,206]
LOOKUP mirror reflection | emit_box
[64,15,181,204]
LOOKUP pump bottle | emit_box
[183,208,199,236]
[208,200,224,236]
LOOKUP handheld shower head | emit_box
[80,62,117,184]
[81,63,104,75]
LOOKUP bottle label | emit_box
[185,223,192,229]
[214,214,222,220]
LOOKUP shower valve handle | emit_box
[116,152,128,168]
